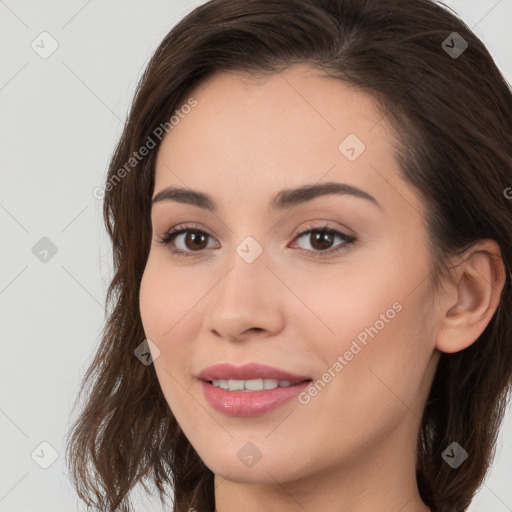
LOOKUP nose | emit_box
[203,242,285,342]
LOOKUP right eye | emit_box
[157,224,219,258]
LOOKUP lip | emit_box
[197,362,312,417]
[200,380,312,417]
[197,362,310,382]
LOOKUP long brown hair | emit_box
[65,1,512,511]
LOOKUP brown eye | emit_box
[292,225,356,259]
[157,226,217,258]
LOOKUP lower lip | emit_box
[200,380,312,417]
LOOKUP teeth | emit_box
[211,378,297,391]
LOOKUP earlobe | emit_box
[435,240,506,354]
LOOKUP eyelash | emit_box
[156,223,357,260]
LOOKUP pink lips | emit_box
[197,362,312,417]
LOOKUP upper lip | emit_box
[197,362,311,382]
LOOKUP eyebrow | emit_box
[151,181,382,212]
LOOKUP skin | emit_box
[139,64,505,512]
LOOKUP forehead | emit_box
[153,64,420,216]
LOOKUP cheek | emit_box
[288,261,401,355]
[139,253,193,339]
[302,248,434,404]
[139,255,202,371]
[140,258,181,372]
[314,288,407,393]
[322,285,435,425]
[139,261,163,340]
[139,259,199,413]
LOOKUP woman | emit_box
[65,1,512,511]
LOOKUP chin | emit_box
[200,444,309,484]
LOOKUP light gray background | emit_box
[1,1,511,511]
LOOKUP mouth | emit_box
[196,362,313,417]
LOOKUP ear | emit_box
[435,239,507,354]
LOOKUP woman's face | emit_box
[139,64,441,487]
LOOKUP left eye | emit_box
[291,226,356,256]
[157,224,356,259]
